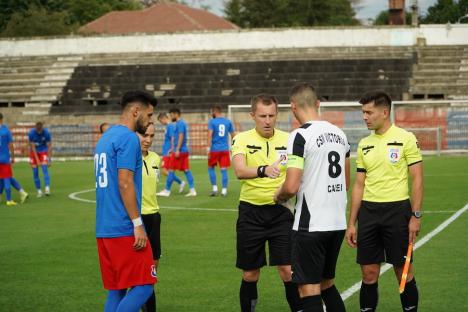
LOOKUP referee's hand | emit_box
[265,159,282,179]
[345,225,358,248]
[133,226,148,251]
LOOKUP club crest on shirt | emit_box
[388,148,400,163]
[151,265,157,278]
[277,150,288,166]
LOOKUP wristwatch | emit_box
[412,211,423,218]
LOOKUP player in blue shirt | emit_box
[207,105,235,197]
[94,90,157,312]
[156,113,184,192]
[28,122,52,197]
[157,108,197,197]
[0,113,28,205]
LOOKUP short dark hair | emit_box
[359,91,392,110]
[0,113,3,120]
[36,121,43,127]
[290,83,318,108]
[211,104,222,113]
[121,90,157,110]
[169,108,181,115]
[250,93,278,112]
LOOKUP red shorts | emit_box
[161,156,171,170]
[170,152,189,171]
[208,151,231,168]
[0,164,12,179]
[29,151,48,166]
[97,236,157,290]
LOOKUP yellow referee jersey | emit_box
[142,151,161,215]
[231,128,289,205]
[356,124,422,202]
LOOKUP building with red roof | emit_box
[79,1,239,34]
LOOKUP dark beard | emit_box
[212,114,216,119]
[135,117,148,135]
[171,118,177,122]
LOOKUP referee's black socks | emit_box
[301,295,323,312]
[400,278,418,312]
[240,280,257,312]
[360,282,378,312]
[321,284,345,312]
[283,281,302,312]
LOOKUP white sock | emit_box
[212,185,218,192]
[221,188,227,195]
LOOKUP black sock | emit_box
[142,290,156,312]
[360,282,378,312]
[400,278,418,312]
[240,280,258,312]
[321,285,345,312]
[301,295,324,312]
[284,281,302,312]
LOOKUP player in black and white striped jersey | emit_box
[275,83,350,312]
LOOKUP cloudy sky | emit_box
[187,0,438,21]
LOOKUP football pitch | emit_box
[0,156,467,311]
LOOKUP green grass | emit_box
[0,156,467,311]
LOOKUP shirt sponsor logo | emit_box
[389,148,400,163]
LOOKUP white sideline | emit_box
[341,202,468,301]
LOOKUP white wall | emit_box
[0,25,467,57]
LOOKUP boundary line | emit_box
[341,202,468,301]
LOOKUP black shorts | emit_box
[357,199,412,266]
[291,230,345,284]
[142,212,161,260]
[236,201,294,270]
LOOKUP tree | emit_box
[1,5,74,37]
[0,0,142,35]
[224,0,359,28]
[422,0,468,24]
[373,10,412,25]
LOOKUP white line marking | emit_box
[68,188,96,203]
[68,189,460,214]
[341,202,468,301]
[68,189,238,211]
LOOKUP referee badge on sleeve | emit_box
[388,148,401,163]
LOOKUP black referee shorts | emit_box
[357,199,412,266]
[236,201,294,270]
[142,212,161,260]
[291,230,345,285]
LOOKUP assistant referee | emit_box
[139,123,162,312]
[345,91,423,312]
[232,94,300,312]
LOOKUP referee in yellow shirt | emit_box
[345,91,423,312]
[138,123,161,312]
[232,94,300,312]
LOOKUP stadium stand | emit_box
[56,46,414,114]
[409,45,468,100]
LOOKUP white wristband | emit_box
[132,217,143,227]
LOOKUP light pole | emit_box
[411,0,419,27]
